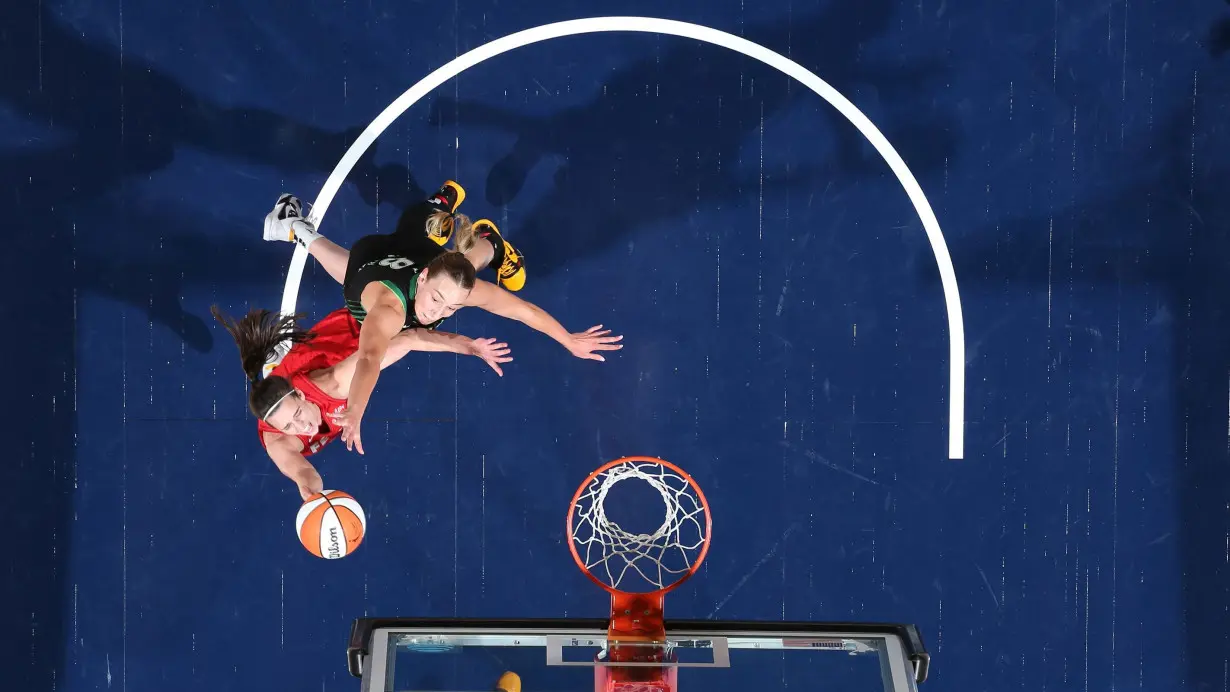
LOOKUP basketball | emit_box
[296,490,367,559]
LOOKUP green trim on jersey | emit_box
[345,299,368,323]
[344,276,411,326]
[380,280,409,314]
[345,268,444,331]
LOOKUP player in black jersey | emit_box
[262,181,623,454]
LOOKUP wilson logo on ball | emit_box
[296,490,366,559]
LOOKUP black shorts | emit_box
[344,200,445,276]
[342,231,444,287]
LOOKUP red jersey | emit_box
[257,308,360,457]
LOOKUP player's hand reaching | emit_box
[299,483,322,502]
[468,337,513,376]
[565,325,624,361]
[329,406,365,455]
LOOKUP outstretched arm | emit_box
[328,328,513,392]
[464,280,624,361]
[381,329,513,375]
[334,284,405,454]
[263,433,324,501]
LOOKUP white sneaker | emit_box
[263,194,320,249]
[274,192,303,219]
[262,338,294,378]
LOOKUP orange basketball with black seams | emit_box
[296,490,366,559]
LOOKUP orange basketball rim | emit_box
[567,456,713,691]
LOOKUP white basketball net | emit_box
[570,460,709,592]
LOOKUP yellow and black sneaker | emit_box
[426,180,466,246]
[432,180,466,213]
[493,671,520,692]
[473,219,525,291]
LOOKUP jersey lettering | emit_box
[379,256,414,270]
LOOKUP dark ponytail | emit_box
[210,306,317,419]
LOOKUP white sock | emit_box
[291,219,322,249]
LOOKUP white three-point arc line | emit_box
[276,16,966,459]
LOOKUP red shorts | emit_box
[270,308,361,377]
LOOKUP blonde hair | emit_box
[425,211,477,251]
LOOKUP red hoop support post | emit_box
[566,456,713,691]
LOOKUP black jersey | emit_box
[341,201,451,331]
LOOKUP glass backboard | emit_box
[346,618,930,692]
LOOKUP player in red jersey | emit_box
[211,305,510,500]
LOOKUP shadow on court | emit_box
[430,0,961,279]
[920,57,1230,688]
[0,0,423,352]
[0,3,416,689]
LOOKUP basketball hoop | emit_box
[567,456,712,692]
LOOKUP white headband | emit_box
[261,389,296,421]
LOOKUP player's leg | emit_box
[381,208,525,292]
[391,180,467,245]
[262,194,350,285]
[410,180,524,289]
[455,218,526,292]
[374,181,496,279]
[304,236,350,285]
